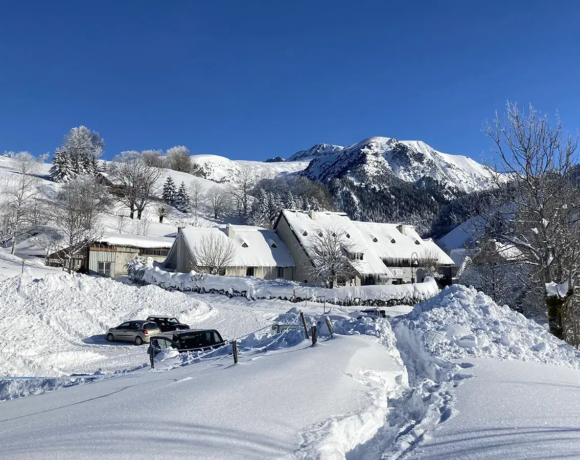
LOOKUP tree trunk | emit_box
[546,290,569,340]
[129,210,135,219]
[159,215,164,223]
[137,209,142,220]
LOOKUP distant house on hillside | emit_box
[47,233,174,277]
[163,224,295,279]
[274,210,454,286]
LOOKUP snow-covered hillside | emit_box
[301,136,498,195]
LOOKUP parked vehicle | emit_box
[106,320,160,345]
[146,316,190,332]
[270,324,301,335]
[356,308,389,320]
[149,329,226,357]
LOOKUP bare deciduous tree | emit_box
[155,204,170,223]
[0,152,44,254]
[307,225,358,288]
[206,186,230,219]
[47,177,110,273]
[193,232,235,275]
[109,151,163,220]
[189,180,204,226]
[483,102,580,339]
[231,167,259,220]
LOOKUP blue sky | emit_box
[1,1,579,163]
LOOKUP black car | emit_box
[149,329,226,357]
[146,316,190,332]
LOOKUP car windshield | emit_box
[143,322,159,330]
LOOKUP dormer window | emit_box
[372,237,378,243]
[303,231,308,236]
[318,232,323,237]
[414,240,420,245]
[242,242,249,248]
[271,243,277,248]
[391,239,396,244]
[346,233,350,238]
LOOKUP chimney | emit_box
[397,224,407,235]
[226,223,235,238]
[309,210,316,220]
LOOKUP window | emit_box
[140,248,170,256]
[302,231,308,236]
[271,243,277,248]
[143,322,159,331]
[97,262,111,277]
[128,322,140,330]
[246,267,255,276]
[277,267,284,278]
[117,322,131,329]
[415,240,421,245]
[391,239,396,244]
[242,242,249,248]
[318,232,323,237]
[372,237,378,243]
[346,233,350,238]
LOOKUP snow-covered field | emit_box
[2,271,580,458]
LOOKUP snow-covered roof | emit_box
[179,225,295,267]
[280,210,453,275]
[352,222,454,265]
[96,233,175,249]
[280,210,392,276]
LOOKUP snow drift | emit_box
[393,285,580,369]
[130,262,440,306]
[0,270,212,377]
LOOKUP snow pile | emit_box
[393,285,580,369]
[0,271,212,377]
[131,262,440,306]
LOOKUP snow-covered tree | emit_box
[306,225,358,288]
[109,151,163,219]
[47,176,110,273]
[166,145,192,173]
[231,166,259,220]
[206,186,230,219]
[189,180,204,226]
[162,176,177,205]
[174,182,190,213]
[248,188,271,228]
[0,152,44,254]
[50,126,104,182]
[155,204,170,223]
[142,149,165,168]
[483,103,580,339]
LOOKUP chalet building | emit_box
[163,225,295,280]
[274,210,454,286]
[47,233,174,277]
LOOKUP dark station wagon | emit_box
[148,329,226,357]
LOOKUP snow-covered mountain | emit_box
[286,143,345,162]
[299,137,496,195]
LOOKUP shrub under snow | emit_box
[393,285,580,369]
[130,262,440,306]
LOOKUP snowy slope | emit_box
[287,143,345,162]
[302,137,498,195]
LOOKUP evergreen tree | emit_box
[248,188,270,227]
[50,126,104,182]
[162,176,177,205]
[284,190,297,210]
[174,181,190,212]
[267,192,283,225]
[49,148,74,183]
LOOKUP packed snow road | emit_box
[0,335,405,460]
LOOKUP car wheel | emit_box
[106,333,115,342]
[135,336,143,346]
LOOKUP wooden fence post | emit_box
[232,340,239,364]
[300,311,310,339]
[325,316,334,337]
[311,325,317,346]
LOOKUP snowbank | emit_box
[130,262,440,306]
[0,271,212,377]
[393,285,580,369]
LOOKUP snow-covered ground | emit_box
[3,272,580,458]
